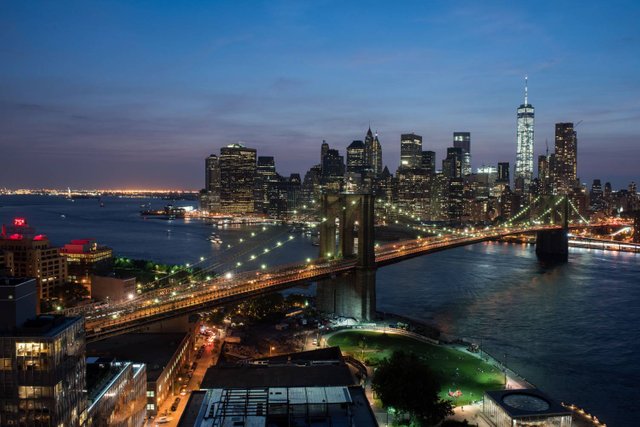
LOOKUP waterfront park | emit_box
[327,330,505,406]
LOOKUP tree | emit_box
[53,281,89,305]
[372,351,453,426]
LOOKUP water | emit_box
[2,195,638,426]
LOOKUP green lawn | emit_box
[327,330,504,406]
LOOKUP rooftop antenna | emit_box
[524,75,529,105]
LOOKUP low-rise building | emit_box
[182,347,376,426]
[482,389,572,427]
[60,239,113,294]
[87,332,193,415]
[90,275,136,302]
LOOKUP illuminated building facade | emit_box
[363,127,383,176]
[421,151,436,175]
[0,277,86,427]
[60,239,113,294]
[0,218,68,301]
[515,77,535,193]
[553,122,578,194]
[255,156,278,214]
[201,154,221,213]
[453,132,471,176]
[87,332,194,416]
[346,140,366,174]
[219,143,257,214]
[400,133,422,169]
[442,147,463,179]
[483,389,572,427]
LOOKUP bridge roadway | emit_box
[83,223,620,341]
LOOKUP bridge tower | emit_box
[535,195,569,263]
[317,193,377,321]
[319,193,375,267]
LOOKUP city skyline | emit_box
[1,1,639,189]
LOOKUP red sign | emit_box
[13,218,26,227]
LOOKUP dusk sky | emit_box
[1,1,639,189]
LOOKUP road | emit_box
[146,334,223,427]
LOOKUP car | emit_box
[180,387,187,396]
[170,405,177,412]
[174,397,181,405]
[155,416,173,424]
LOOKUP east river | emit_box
[1,195,638,426]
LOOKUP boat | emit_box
[140,204,186,220]
[60,214,66,219]
[208,233,223,244]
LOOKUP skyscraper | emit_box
[219,143,257,214]
[497,162,510,184]
[421,151,436,175]
[515,77,535,193]
[364,128,374,172]
[442,147,463,179]
[321,149,345,184]
[205,154,220,192]
[400,133,422,169]
[255,156,277,214]
[371,132,383,175]
[453,132,471,176]
[346,140,366,174]
[320,140,329,166]
[554,123,578,194]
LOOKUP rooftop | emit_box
[485,389,571,419]
[179,386,377,427]
[87,332,188,381]
[2,314,83,337]
[201,347,353,389]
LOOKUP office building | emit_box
[453,132,471,176]
[448,178,464,222]
[442,147,463,179]
[371,131,383,175]
[421,151,436,175]
[321,148,345,187]
[515,77,535,193]
[0,277,86,426]
[255,156,278,214]
[554,122,578,194]
[219,143,257,214]
[320,140,329,167]
[0,218,68,302]
[60,239,113,294]
[201,154,221,213]
[400,133,422,169]
[346,140,366,175]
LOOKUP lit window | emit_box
[146,404,155,411]
[146,391,154,397]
